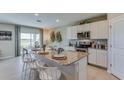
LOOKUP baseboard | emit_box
[88,63,107,70]
[0,56,15,61]
[107,69,111,73]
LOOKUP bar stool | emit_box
[28,60,45,80]
[27,53,46,80]
[22,50,34,79]
[36,61,61,80]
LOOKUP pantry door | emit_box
[110,15,124,79]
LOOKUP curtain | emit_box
[15,25,21,57]
[40,29,43,48]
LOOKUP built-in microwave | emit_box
[77,31,90,39]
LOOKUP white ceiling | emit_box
[0,13,105,28]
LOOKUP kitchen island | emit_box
[35,50,88,80]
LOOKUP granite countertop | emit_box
[37,50,88,66]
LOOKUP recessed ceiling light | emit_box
[56,19,59,22]
[34,13,39,16]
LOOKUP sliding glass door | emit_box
[20,33,40,54]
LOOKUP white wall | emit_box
[43,29,51,45]
[21,26,40,34]
[0,24,42,60]
[0,24,15,59]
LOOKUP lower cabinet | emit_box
[88,48,108,68]
[88,48,97,65]
[97,50,107,68]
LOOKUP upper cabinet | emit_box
[97,20,108,39]
[66,20,108,40]
[71,26,77,39]
[90,22,98,39]
[90,20,108,39]
[77,24,90,33]
[67,26,77,40]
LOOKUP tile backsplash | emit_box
[90,39,108,50]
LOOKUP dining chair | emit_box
[36,61,61,80]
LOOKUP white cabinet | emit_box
[71,26,77,39]
[97,50,108,68]
[90,20,108,39]
[88,48,97,65]
[90,22,98,39]
[77,24,90,33]
[97,21,108,39]
[88,48,108,68]
[67,20,108,40]
[67,26,77,40]
[77,25,83,33]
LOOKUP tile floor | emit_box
[0,57,119,80]
[0,57,22,80]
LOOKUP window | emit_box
[20,33,40,53]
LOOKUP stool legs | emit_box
[21,62,29,80]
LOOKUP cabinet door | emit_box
[83,24,90,31]
[88,48,97,64]
[74,26,78,39]
[97,50,108,68]
[77,25,84,33]
[77,24,90,33]
[97,20,108,39]
[90,22,98,39]
[71,26,77,39]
